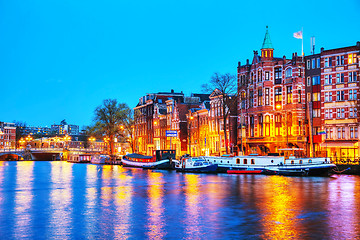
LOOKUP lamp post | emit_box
[25,135,33,149]
[19,138,25,149]
[64,135,71,149]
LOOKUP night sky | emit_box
[1,0,359,128]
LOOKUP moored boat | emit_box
[175,157,218,173]
[204,154,336,176]
[121,150,175,169]
[67,153,92,163]
[91,154,110,164]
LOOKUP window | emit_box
[258,70,263,82]
[329,109,333,119]
[265,88,270,105]
[341,55,344,65]
[325,92,329,102]
[274,67,282,84]
[307,60,310,69]
[298,90,302,103]
[258,89,263,106]
[350,108,354,118]
[336,56,340,65]
[285,68,292,78]
[275,114,282,136]
[348,53,357,64]
[307,77,311,86]
[313,92,320,101]
[265,71,270,80]
[312,76,320,85]
[251,159,255,164]
[349,72,357,82]
[349,90,353,100]
[249,90,254,108]
[325,57,329,67]
[325,109,329,119]
[341,108,345,118]
[265,115,270,136]
[337,91,345,101]
[336,73,344,83]
[312,59,316,69]
[275,87,282,102]
[287,86,292,104]
[317,58,320,68]
[325,75,332,85]
[258,115,263,137]
[351,127,359,139]
[313,109,321,118]
[250,115,254,137]
[337,108,341,118]
[244,159,248,164]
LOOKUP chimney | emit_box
[238,61,241,67]
[321,47,324,53]
[246,59,249,65]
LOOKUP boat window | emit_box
[214,160,216,163]
[291,160,294,164]
[251,159,255,164]
[227,161,229,163]
[220,160,223,163]
[271,160,274,163]
[299,160,303,164]
[244,159,247,164]
[309,159,312,163]
[236,158,240,164]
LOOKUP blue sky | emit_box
[1,0,360,128]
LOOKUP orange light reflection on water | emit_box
[146,171,165,240]
[184,174,201,240]
[14,161,34,239]
[259,176,301,240]
[113,166,133,239]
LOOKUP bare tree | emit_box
[91,99,131,157]
[203,73,238,154]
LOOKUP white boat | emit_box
[175,157,218,173]
[204,154,336,176]
[121,150,176,169]
[91,154,110,164]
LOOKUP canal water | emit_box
[0,161,359,239]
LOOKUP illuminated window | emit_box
[265,88,270,105]
[258,115,263,137]
[265,71,270,80]
[265,115,270,136]
[313,92,320,101]
[251,159,255,164]
[286,86,293,104]
[275,114,282,136]
[275,87,282,102]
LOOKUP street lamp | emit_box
[19,138,25,149]
[64,135,71,149]
[25,135,33,149]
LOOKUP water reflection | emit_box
[259,176,301,239]
[328,176,360,239]
[84,164,99,237]
[49,162,73,239]
[146,171,165,239]
[113,166,133,239]
[14,161,34,239]
[184,174,201,239]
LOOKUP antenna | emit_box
[310,36,315,54]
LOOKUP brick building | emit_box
[237,27,306,155]
[0,122,16,149]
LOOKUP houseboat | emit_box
[204,154,336,176]
[121,150,175,169]
[91,154,110,164]
[67,153,92,163]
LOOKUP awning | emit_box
[125,153,153,159]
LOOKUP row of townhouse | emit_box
[133,89,237,157]
[238,27,360,160]
[133,27,359,159]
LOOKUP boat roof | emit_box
[125,153,153,159]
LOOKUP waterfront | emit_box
[0,161,359,239]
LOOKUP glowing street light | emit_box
[88,137,96,151]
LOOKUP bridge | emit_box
[0,148,102,161]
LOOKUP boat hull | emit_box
[227,169,263,174]
[176,164,218,173]
[121,158,173,170]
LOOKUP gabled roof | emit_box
[261,26,273,50]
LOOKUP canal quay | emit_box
[0,161,359,239]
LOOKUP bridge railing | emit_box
[0,148,102,153]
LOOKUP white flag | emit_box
[293,30,303,39]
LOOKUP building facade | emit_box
[237,27,306,156]
[0,122,16,149]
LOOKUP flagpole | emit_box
[302,27,304,57]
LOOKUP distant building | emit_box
[51,124,79,136]
[0,122,16,149]
[19,126,51,136]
